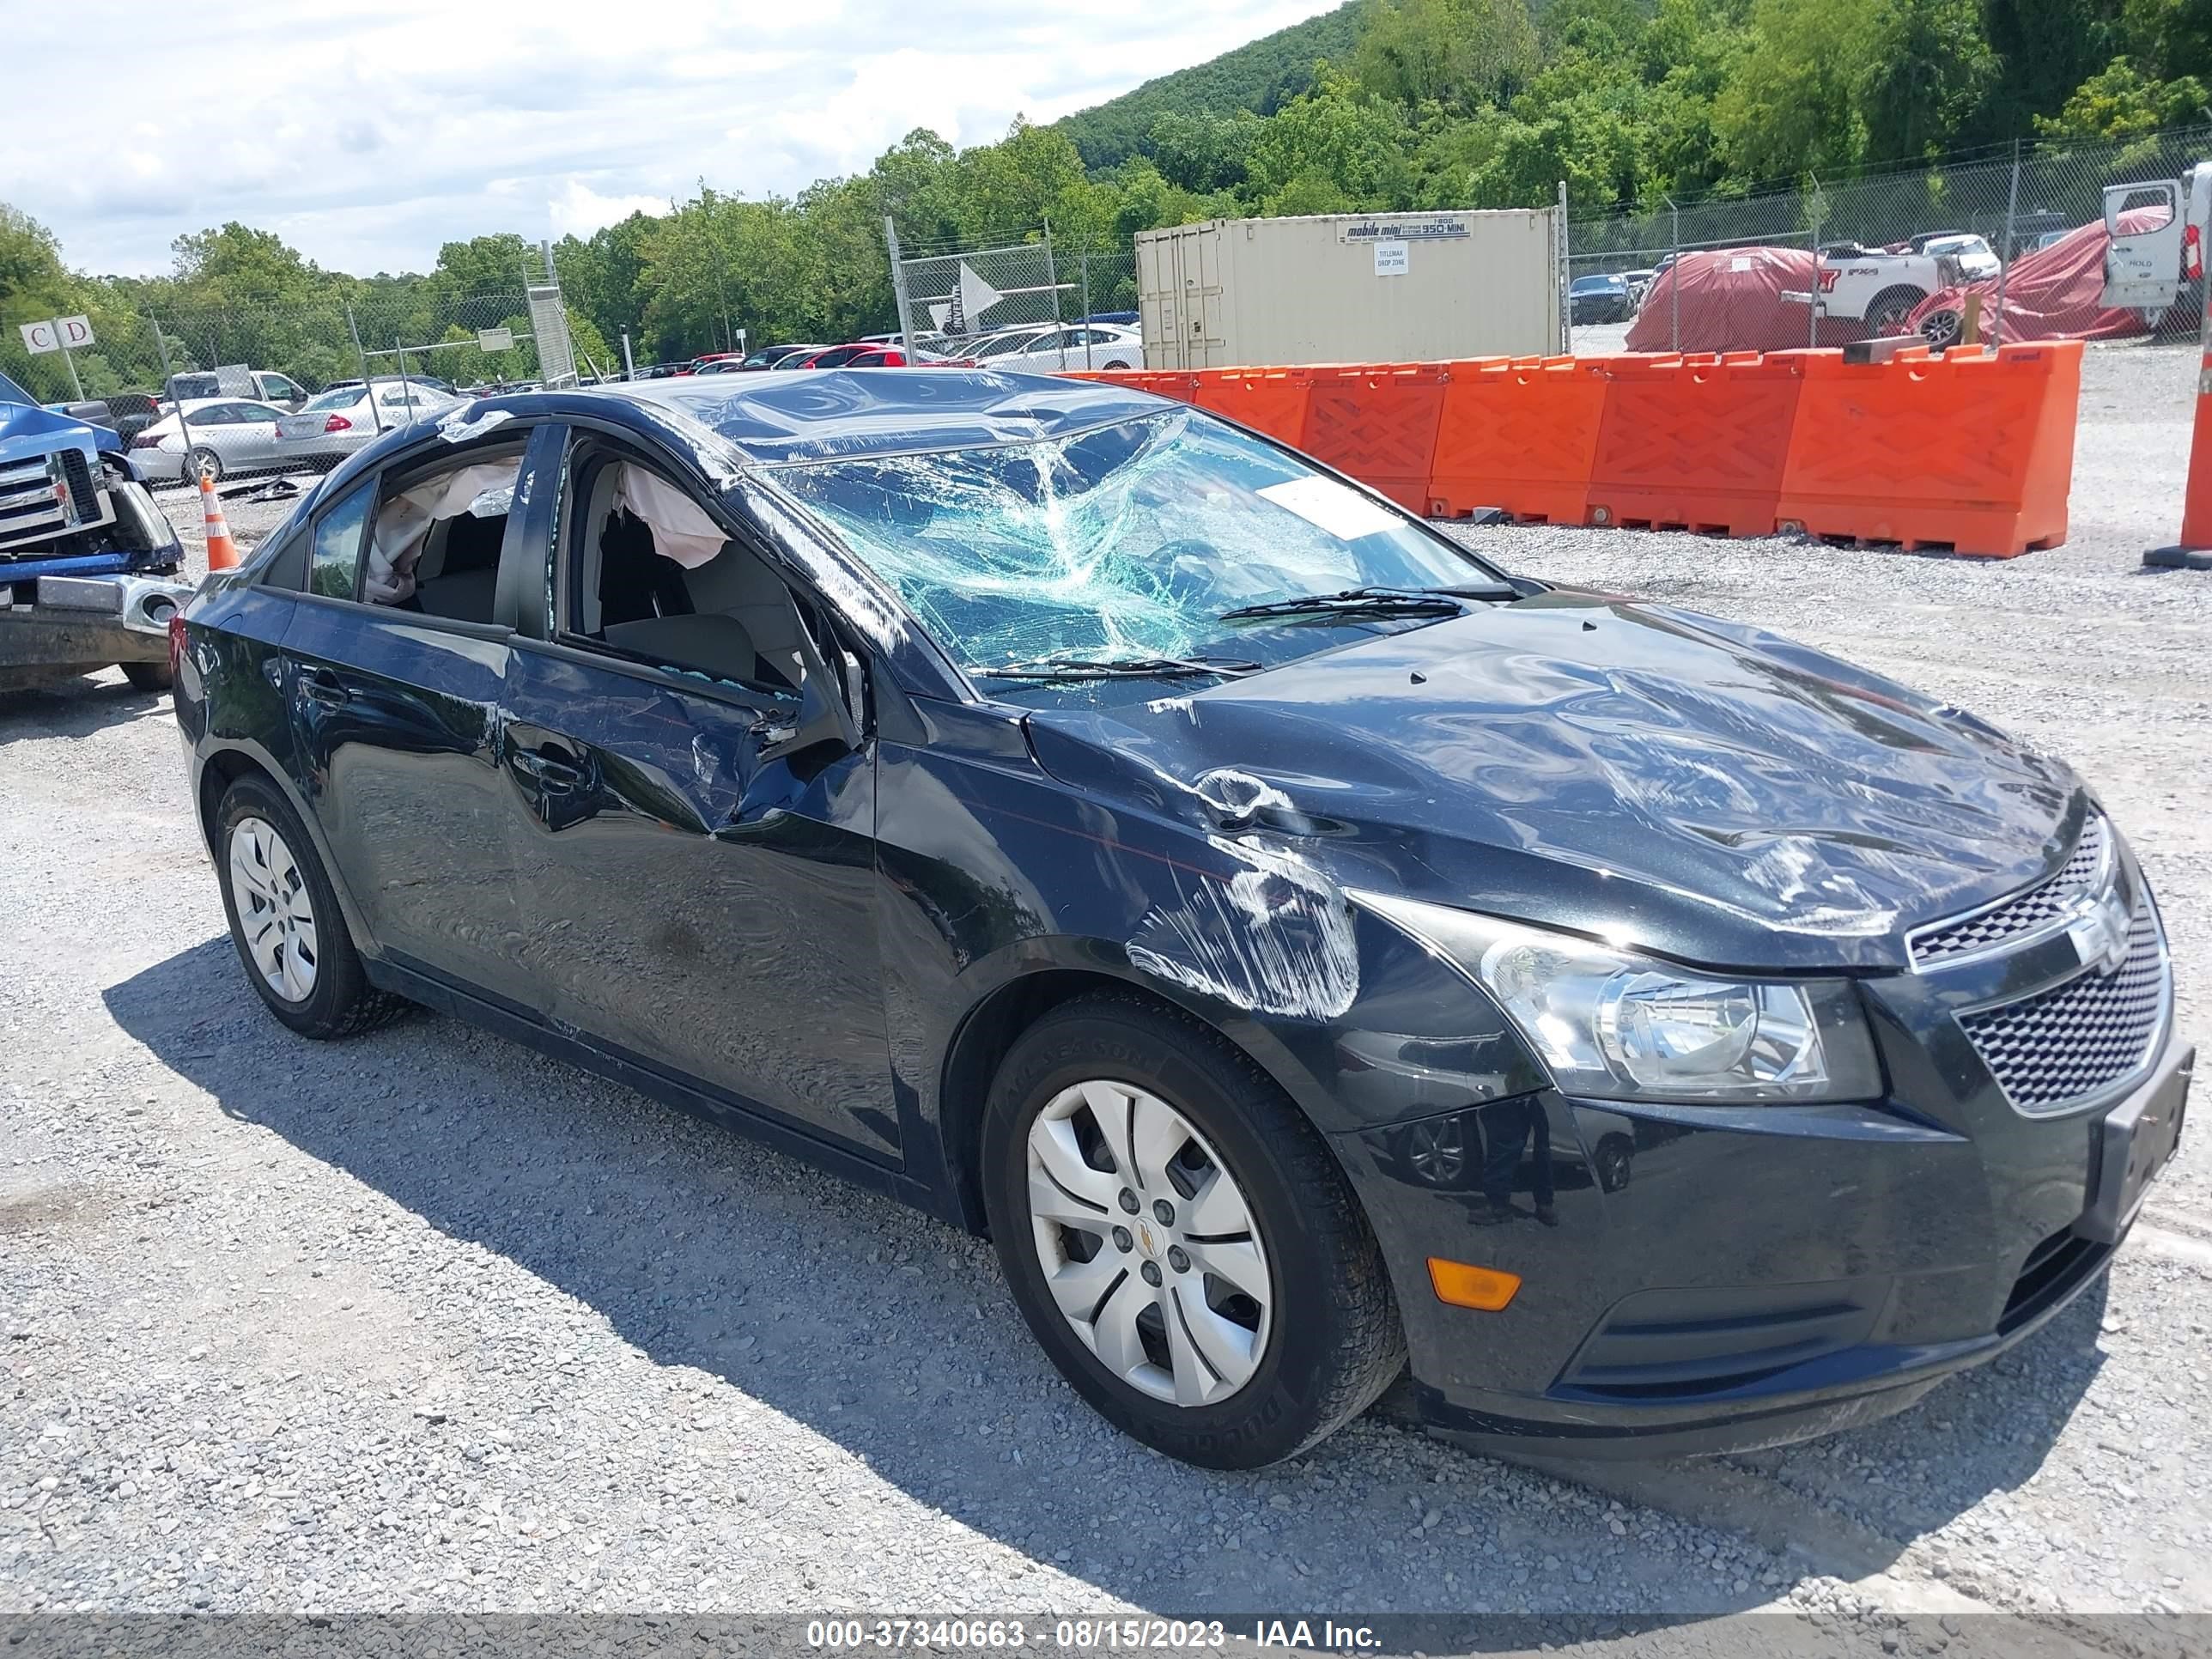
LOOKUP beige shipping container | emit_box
[1136,209,1562,369]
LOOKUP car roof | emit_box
[577,368,1173,466]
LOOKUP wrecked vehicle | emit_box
[173,371,2189,1468]
[3,368,188,691]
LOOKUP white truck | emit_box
[1786,245,1970,334]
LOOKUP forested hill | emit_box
[1054,3,1366,168]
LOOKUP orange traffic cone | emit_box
[198,468,240,572]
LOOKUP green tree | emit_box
[1355,0,1538,109]
[2034,53,2212,143]
[1711,0,1875,179]
[1246,73,1418,210]
[1857,0,2002,161]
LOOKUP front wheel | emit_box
[982,994,1404,1468]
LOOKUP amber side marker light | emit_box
[1428,1258,1522,1311]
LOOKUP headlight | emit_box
[1352,891,1882,1103]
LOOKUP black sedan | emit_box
[1571,273,1636,324]
[172,372,2190,1468]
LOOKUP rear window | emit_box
[303,389,357,412]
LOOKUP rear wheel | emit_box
[183,446,222,484]
[982,994,1404,1468]
[213,775,405,1040]
[1865,285,1926,336]
[120,659,172,692]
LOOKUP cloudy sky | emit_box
[9,0,1329,279]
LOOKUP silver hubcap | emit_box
[1025,1079,1272,1407]
[228,816,319,1002]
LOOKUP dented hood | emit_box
[1022,592,2084,973]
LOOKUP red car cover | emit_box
[1907,207,2177,345]
[1623,247,1871,353]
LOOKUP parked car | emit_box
[175,369,2188,1471]
[273,380,461,471]
[767,345,832,371]
[1570,273,1635,323]
[164,368,311,411]
[319,374,459,399]
[130,397,298,483]
[962,326,1056,364]
[1620,269,1658,306]
[788,343,883,370]
[1913,232,2002,282]
[986,324,1142,374]
[719,344,817,372]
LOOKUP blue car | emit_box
[171,371,2187,1468]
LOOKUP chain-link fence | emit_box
[1567,123,2212,353]
[884,224,1139,364]
[3,275,586,490]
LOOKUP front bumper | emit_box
[1331,1028,2191,1459]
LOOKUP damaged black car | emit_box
[173,370,2191,1468]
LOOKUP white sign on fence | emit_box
[477,326,514,353]
[1372,240,1410,277]
[18,316,93,356]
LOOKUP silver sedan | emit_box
[275,380,459,469]
[130,397,295,485]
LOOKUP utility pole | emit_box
[884,216,919,358]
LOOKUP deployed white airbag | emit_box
[613,465,727,569]
[365,458,522,605]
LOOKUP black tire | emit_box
[213,775,406,1040]
[1865,285,1926,336]
[1595,1133,1633,1194]
[184,446,222,484]
[981,993,1404,1468]
[1917,308,1963,349]
[120,659,172,692]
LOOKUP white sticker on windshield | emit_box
[1256,477,1401,542]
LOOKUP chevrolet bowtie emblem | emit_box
[2067,890,2131,976]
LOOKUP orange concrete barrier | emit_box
[1299,364,1449,513]
[1586,352,1804,538]
[1192,367,1312,447]
[1429,356,1610,525]
[1775,342,2081,556]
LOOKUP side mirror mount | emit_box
[760,625,863,766]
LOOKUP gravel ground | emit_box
[3,347,2209,1642]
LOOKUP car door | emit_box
[230,402,289,471]
[276,425,545,1005]
[498,429,897,1161]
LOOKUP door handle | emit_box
[299,669,349,708]
[513,744,587,791]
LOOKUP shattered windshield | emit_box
[772,409,1504,690]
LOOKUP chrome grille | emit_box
[1957,897,2168,1115]
[1909,816,2108,970]
[58,447,96,521]
[0,453,70,550]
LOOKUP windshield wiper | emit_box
[1217,583,1516,622]
[978,654,1263,684]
